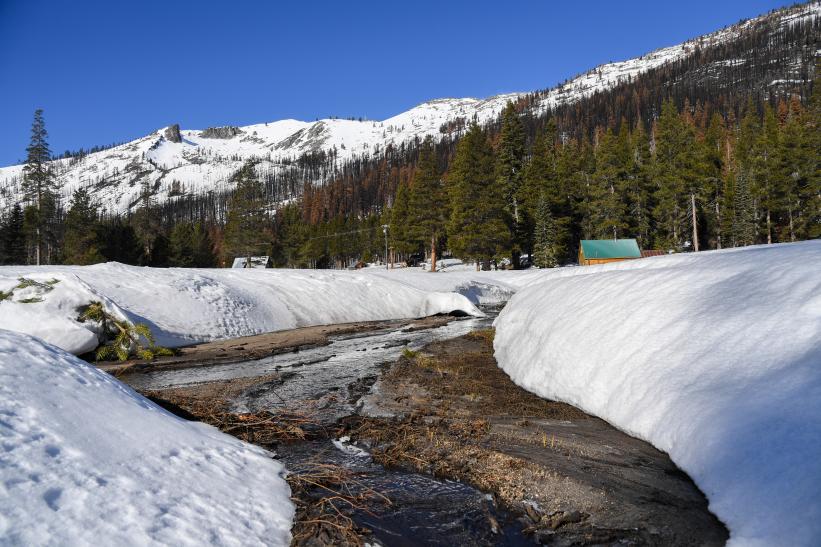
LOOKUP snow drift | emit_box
[0,329,294,545]
[0,263,484,354]
[493,241,821,546]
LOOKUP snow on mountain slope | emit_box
[493,241,821,546]
[0,3,817,214]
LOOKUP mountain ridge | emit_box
[0,2,817,214]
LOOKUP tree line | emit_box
[1,77,818,269]
[1,7,818,269]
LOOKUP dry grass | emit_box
[345,330,589,520]
[288,462,392,546]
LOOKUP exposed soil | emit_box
[346,330,729,546]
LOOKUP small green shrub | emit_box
[79,301,172,361]
[401,347,419,359]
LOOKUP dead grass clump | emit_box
[219,410,318,444]
[465,328,495,345]
[288,462,391,546]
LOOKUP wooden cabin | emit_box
[578,239,641,266]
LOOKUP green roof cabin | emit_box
[578,239,641,266]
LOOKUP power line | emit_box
[304,224,385,241]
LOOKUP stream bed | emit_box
[123,308,532,546]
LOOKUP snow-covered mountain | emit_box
[1,2,817,214]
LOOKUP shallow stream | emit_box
[125,307,531,545]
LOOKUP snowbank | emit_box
[493,241,821,546]
[0,263,485,354]
[0,329,293,545]
[365,267,536,305]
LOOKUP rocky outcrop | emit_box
[200,126,243,139]
[164,124,182,143]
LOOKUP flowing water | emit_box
[125,307,531,545]
[125,309,500,420]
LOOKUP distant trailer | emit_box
[231,256,273,269]
[578,239,641,266]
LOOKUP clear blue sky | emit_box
[0,0,791,166]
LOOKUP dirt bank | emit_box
[346,330,729,545]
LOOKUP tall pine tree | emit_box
[495,102,526,266]
[223,162,271,264]
[447,123,509,269]
[21,109,58,264]
[63,188,104,265]
[406,137,448,270]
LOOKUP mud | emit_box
[348,330,729,546]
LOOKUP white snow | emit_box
[1,4,815,214]
[492,241,821,546]
[0,263,485,354]
[0,329,293,546]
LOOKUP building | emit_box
[578,239,641,266]
[640,249,667,258]
[231,256,273,269]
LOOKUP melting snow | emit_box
[493,241,821,546]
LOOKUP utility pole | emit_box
[381,224,389,270]
[691,192,699,252]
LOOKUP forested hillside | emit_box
[1,2,818,268]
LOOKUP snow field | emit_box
[0,263,492,354]
[0,329,294,546]
[493,241,821,546]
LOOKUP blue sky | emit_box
[0,0,791,166]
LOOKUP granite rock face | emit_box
[200,126,243,139]
[164,124,182,143]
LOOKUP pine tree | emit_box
[754,104,780,243]
[275,202,308,267]
[0,204,27,265]
[733,171,755,246]
[21,109,58,264]
[520,124,559,255]
[591,127,629,240]
[191,222,216,267]
[653,100,696,250]
[132,179,161,264]
[701,114,727,248]
[804,62,821,238]
[389,181,414,262]
[627,120,654,247]
[533,193,559,268]
[100,218,142,264]
[63,188,104,265]
[406,137,448,270]
[446,123,509,268]
[169,222,195,267]
[223,162,271,264]
[495,102,526,266]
